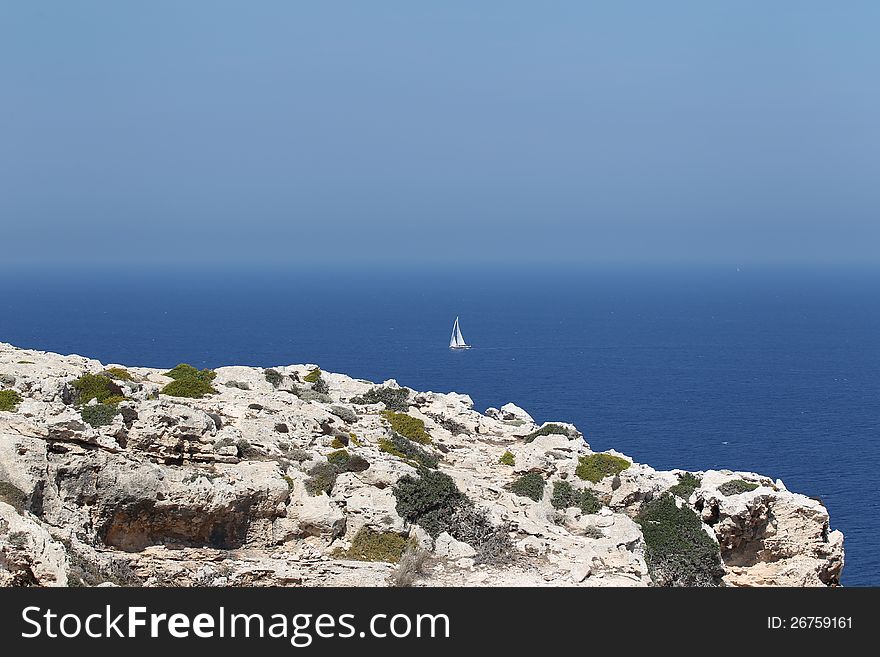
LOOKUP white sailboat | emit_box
[449,316,471,350]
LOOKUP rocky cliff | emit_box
[0,342,843,587]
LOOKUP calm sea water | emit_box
[1,265,877,585]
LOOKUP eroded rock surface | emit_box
[0,342,843,587]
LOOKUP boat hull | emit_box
[449,345,472,350]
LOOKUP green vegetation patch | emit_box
[327,449,370,473]
[160,364,217,398]
[575,453,631,483]
[381,410,431,444]
[636,493,723,587]
[379,435,438,469]
[339,527,409,563]
[392,469,469,538]
[522,423,578,443]
[164,363,217,382]
[498,450,515,466]
[550,480,602,514]
[303,368,322,383]
[81,403,119,428]
[350,386,410,411]
[0,389,22,412]
[304,462,338,496]
[509,472,545,502]
[718,479,759,496]
[104,367,133,381]
[70,373,123,405]
[668,473,702,499]
[264,368,283,387]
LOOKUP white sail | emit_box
[449,316,470,349]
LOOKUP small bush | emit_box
[498,450,515,466]
[379,435,438,469]
[0,389,22,412]
[70,374,123,405]
[718,479,759,496]
[522,423,578,443]
[305,462,338,496]
[104,367,133,381]
[550,480,601,513]
[81,403,119,428]
[509,472,545,501]
[161,377,216,399]
[264,368,283,387]
[329,405,358,424]
[161,363,217,398]
[165,363,217,382]
[390,544,430,587]
[341,527,409,563]
[330,436,348,449]
[282,475,295,491]
[636,493,723,587]
[327,449,350,468]
[382,411,431,444]
[668,473,702,499]
[392,470,468,538]
[0,480,28,513]
[350,386,410,411]
[312,375,330,395]
[575,453,631,483]
[449,504,514,565]
[303,368,322,383]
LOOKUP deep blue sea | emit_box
[1,265,877,585]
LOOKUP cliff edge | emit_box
[0,343,843,587]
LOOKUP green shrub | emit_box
[350,386,410,411]
[636,493,723,587]
[340,527,409,563]
[264,368,283,387]
[305,462,338,495]
[104,367,133,381]
[161,377,216,399]
[550,480,601,514]
[498,450,515,466]
[393,470,468,537]
[165,363,217,382]
[575,453,631,483]
[282,475,295,491]
[70,374,123,405]
[287,449,312,462]
[718,479,759,496]
[522,423,578,443]
[101,395,126,406]
[348,433,361,446]
[379,435,438,469]
[0,390,22,412]
[312,375,330,395]
[668,473,702,499]
[510,472,545,501]
[81,403,119,428]
[327,449,351,468]
[425,412,468,436]
[303,368,322,383]
[0,480,28,513]
[330,436,347,449]
[296,388,332,403]
[381,410,431,444]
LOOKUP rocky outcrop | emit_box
[0,342,843,587]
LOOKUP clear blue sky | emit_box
[2,1,878,266]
